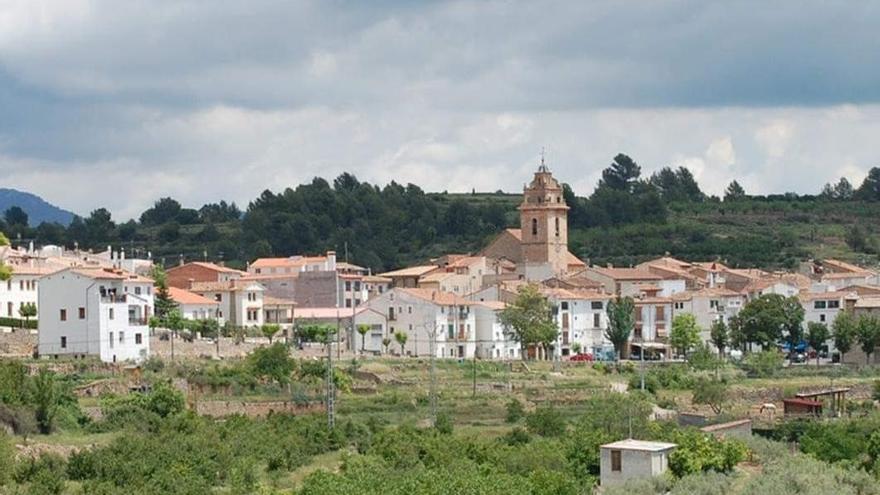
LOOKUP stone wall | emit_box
[195,400,324,418]
[0,328,37,357]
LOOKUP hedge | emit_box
[0,317,37,329]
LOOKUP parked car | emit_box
[569,353,594,362]
[789,351,806,363]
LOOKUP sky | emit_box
[2,1,880,220]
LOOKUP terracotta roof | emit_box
[363,275,392,283]
[821,272,872,280]
[854,297,880,309]
[725,268,769,279]
[672,287,742,301]
[189,280,264,292]
[171,261,245,274]
[565,251,586,267]
[336,262,366,271]
[250,256,327,269]
[473,300,507,310]
[70,267,153,283]
[692,261,730,271]
[799,291,849,301]
[419,272,456,283]
[398,288,473,306]
[821,259,872,274]
[505,228,523,240]
[741,278,798,294]
[168,287,218,306]
[263,295,296,307]
[839,284,880,295]
[634,296,672,304]
[445,256,484,269]
[379,265,439,278]
[539,286,613,300]
[11,263,65,276]
[586,266,662,281]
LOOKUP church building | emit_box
[482,162,585,280]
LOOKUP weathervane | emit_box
[538,147,549,172]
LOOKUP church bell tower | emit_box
[519,157,569,274]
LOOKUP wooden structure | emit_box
[783,398,822,417]
[795,387,850,416]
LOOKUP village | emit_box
[2,165,879,366]
[2,165,880,493]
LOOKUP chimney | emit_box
[327,250,337,270]
[121,248,125,261]
[606,263,613,269]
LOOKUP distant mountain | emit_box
[0,189,76,226]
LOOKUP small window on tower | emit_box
[555,218,560,237]
[532,218,538,236]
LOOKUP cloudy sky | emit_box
[2,1,880,219]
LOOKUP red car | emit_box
[569,353,594,362]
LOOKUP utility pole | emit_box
[428,319,438,424]
[472,348,477,397]
[326,329,335,430]
[640,340,645,391]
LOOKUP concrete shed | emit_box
[599,439,676,486]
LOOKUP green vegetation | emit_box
[605,297,635,360]
[497,285,557,359]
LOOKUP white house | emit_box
[360,288,476,358]
[540,287,612,358]
[168,287,220,321]
[600,439,676,486]
[473,301,520,360]
[189,280,265,328]
[671,287,746,344]
[38,267,153,363]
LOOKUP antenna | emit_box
[538,147,549,172]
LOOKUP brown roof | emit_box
[822,272,872,280]
[172,261,245,274]
[263,295,297,307]
[363,275,392,283]
[854,297,880,309]
[250,256,327,269]
[70,267,153,283]
[189,280,264,292]
[539,287,613,300]
[586,266,662,281]
[168,287,218,305]
[672,287,742,301]
[398,288,473,306]
[505,228,523,240]
[379,265,439,278]
[821,259,872,274]
[473,300,507,310]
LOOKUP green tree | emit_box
[150,265,178,320]
[709,319,729,358]
[670,313,701,357]
[525,404,566,437]
[381,337,392,355]
[737,294,802,351]
[723,180,746,201]
[248,343,296,385]
[31,369,59,434]
[805,321,830,366]
[261,323,280,344]
[497,285,557,360]
[691,377,727,415]
[605,297,634,360]
[18,302,37,327]
[356,324,370,354]
[4,206,28,227]
[599,154,642,192]
[855,167,880,201]
[505,398,525,423]
[833,310,857,362]
[394,331,408,357]
[165,308,184,336]
[856,315,880,365]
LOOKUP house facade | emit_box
[189,280,265,328]
[37,267,153,363]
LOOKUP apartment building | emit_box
[37,267,153,363]
[188,280,265,328]
[168,287,220,321]
[166,261,245,289]
[540,287,612,358]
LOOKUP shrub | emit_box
[434,411,454,435]
[691,378,728,415]
[741,350,784,378]
[525,404,566,437]
[502,427,531,446]
[505,398,525,423]
[668,430,746,477]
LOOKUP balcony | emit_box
[128,317,149,326]
[101,294,127,303]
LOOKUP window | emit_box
[674,302,684,310]
[345,281,351,291]
[215,294,222,302]
[109,308,114,320]
[593,313,601,328]
[79,307,86,319]
[6,302,11,317]
[60,336,67,349]
[828,300,840,309]
[611,450,621,472]
[407,306,412,314]
[345,299,352,308]
[19,280,23,290]
[135,286,142,295]
[135,333,143,345]
[591,301,603,310]
[561,301,569,310]
[531,218,538,236]
[109,332,114,348]
[60,309,67,321]
[814,300,827,309]
[555,217,560,237]
[354,281,361,291]
[820,314,826,323]
[119,331,124,344]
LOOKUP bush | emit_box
[741,350,784,378]
[0,317,37,329]
[668,430,747,477]
[525,404,566,437]
[502,427,531,446]
[505,398,525,423]
[434,411,454,435]
[0,432,13,485]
